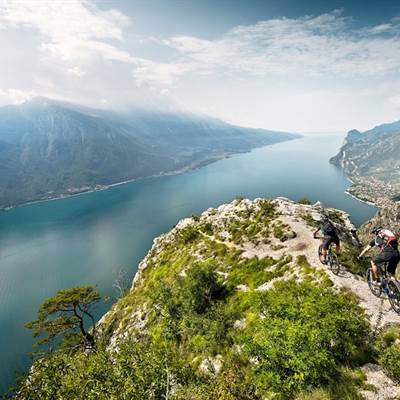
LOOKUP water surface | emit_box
[0,133,376,393]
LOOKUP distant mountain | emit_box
[0,98,299,208]
[331,120,400,204]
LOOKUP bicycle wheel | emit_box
[318,244,324,264]
[328,252,340,275]
[388,280,400,314]
[366,267,382,298]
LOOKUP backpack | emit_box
[322,221,336,236]
[377,229,398,248]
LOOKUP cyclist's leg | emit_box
[371,258,381,282]
[372,251,393,282]
[322,237,332,263]
[334,236,340,256]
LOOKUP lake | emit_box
[0,133,376,393]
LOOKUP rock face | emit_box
[100,197,398,344]
[331,121,400,205]
[0,97,299,209]
[22,197,400,399]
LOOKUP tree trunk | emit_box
[73,306,94,348]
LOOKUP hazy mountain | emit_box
[330,120,400,203]
[0,98,299,208]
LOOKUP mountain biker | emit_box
[358,226,399,283]
[313,215,340,264]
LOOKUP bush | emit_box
[14,340,195,400]
[338,243,367,276]
[241,281,369,398]
[298,197,312,205]
[376,325,400,382]
[378,344,400,383]
[181,263,230,314]
[179,225,199,243]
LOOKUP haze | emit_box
[1,0,400,132]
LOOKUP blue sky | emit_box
[1,0,400,132]
[113,0,400,37]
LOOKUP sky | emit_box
[1,0,400,132]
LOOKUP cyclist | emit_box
[313,215,340,264]
[358,226,399,283]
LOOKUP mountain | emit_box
[331,120,400,205]
[0,98,299,209]
[15,197,400,399]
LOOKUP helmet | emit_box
[371,226,383,235]
[321,212,329,221]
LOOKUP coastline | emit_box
[0,146,273,212]
[0,162,206,212]
[344,190,378,208]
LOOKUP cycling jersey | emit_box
[369,229,398,248]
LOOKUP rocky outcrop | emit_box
[28,197,400,399]
[99,197,399,348]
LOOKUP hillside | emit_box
[330,121,400,206]
[0,98,299,209]
[15,198,400,400]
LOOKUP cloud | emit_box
[135,10,400,86]
[132,59,198,86]
[0,0,131,63]
[0,88,36,104]
[0,2,400,131]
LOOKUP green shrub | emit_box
[179,225,199,243]
[14,340,195,400]
[181,263,230,314]
[241,281,369,398]
[298,197,312,205]
[338,243,367,276]
[378,343,400,383]
[376,325,400,382]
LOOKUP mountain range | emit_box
[0,98,299,209]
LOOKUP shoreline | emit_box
[344,190,378,208]
[0,164,204,212]
[0,147,268,212]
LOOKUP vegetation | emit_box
[25,285,101,351]
[376,325,400,383]
[297,197,312,205]
[12,199,392,399]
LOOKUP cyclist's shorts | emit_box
[372,247,400,275]
[322,235,340,250]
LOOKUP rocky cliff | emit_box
[16,198,400,399]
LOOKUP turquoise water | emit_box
[0,133,376,393]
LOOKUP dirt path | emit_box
[206,198,400,329]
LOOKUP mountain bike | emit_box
[315,236,340,275]
[365,259,400,314]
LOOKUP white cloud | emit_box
[0,0,131,63]
[124,10,400,88]
[0,88,36,104]
[132,59,198,86]
[0,2,400,131]
[66,66,85,77]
